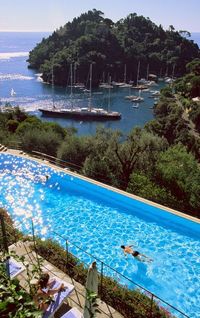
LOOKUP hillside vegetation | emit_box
[28,9,199,86]
[1,87,200,217]
[174,58,200,133]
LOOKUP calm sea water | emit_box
[190,32,200,48]
[0,32,161,136]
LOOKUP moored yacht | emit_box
[39,64,121,121]
[39,107,121,120]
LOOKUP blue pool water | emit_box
[0,153,199,317]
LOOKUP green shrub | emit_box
[6,119,19,133]
[0,269,41,318]
[0,251,42,318]
[0,208,22,252]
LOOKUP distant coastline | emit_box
[190,32,200,47]
[0,30,199,47]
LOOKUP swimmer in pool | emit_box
[37,174,50,183]
[121,245,153,262]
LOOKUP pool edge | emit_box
[3,149,200,225]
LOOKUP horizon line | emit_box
[0,29,53,33]
[0,29,200,33]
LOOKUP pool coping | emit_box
[3,149,200,225]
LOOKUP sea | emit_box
[0,31,199,136]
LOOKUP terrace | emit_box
[5,240,123,318]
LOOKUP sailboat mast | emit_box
[165,64,168,77]
[52,62,55,109]
[124,64,127,83]
[70,63,73,110]
[102,71,105,83]
[159,67,162,78]
[172,64,176,79]
[136,60,140,86]
[74,63,76,85]
[89,63,92,111]
[146,63,149,81]
[108,75,111,112]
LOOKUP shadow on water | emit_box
[132,261,156,290]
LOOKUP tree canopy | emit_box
[1,103,199,216]
[28,10,200,87]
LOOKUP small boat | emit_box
[132,84,149,90]
[126,87,144,102]
[112,82,125,87]
[148,80,158,86]
[131,96,144,102]
[148,90,160,98]
[119,83,132,88]
[138,78,148,85]
[10,88,16,96]
[164,77,174,83]
[83,89,90,93]
[73,83,85,89]
[132,103,139,109]
[125,95,138,101]
[150,90,160,94]
[99,83,113,89]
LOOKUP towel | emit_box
[8,260,22,277]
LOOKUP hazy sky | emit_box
[0,0,199,32]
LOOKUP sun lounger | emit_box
[4,257,25,279]
[42,277,75,318]
[61,307,83,318]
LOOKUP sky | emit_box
[0,0,199,33]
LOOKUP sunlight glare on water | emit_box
[0,153,199,318]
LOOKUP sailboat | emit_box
[124,84,138,101]
[131,89,144,102]
[132,103,139,108]
[119,64,132,88]
[10,88,16,96]
[132,61,148,90]
[39,63,121,120]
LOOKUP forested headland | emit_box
[27,9,200,86]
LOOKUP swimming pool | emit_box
[0,153,199,317]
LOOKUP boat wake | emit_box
[0,73,34,81]
[0,97,74,112]
[0,52,29,60]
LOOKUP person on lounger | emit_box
[35,272,65,311]
[121,245,153,263]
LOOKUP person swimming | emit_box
[121,245,153,262]
[36,174,50,183]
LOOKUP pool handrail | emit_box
[48,226,190,318]
[0,216,190,318]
